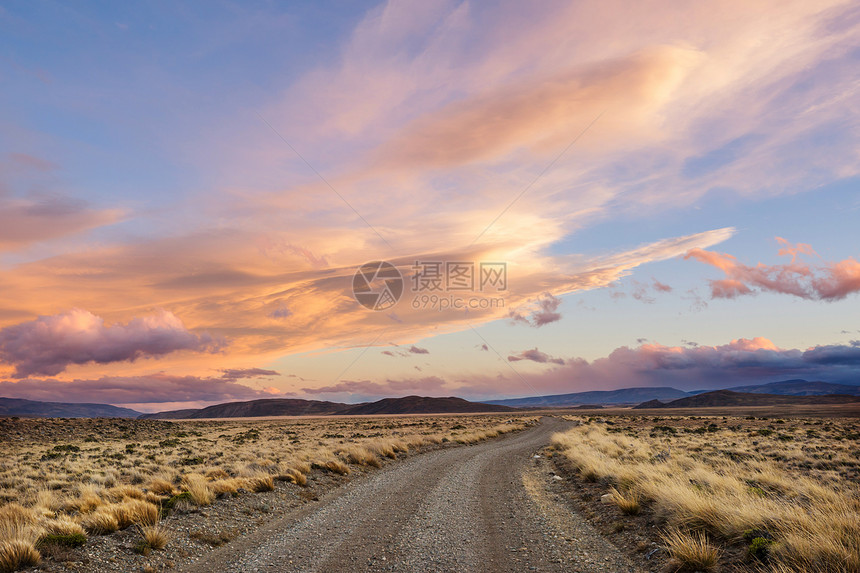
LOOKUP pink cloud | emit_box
[686,239,860,301]
[0,308,222,378]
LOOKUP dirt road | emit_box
[182,417,641,573]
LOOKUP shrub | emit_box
[747,536,772,563]
[38,533,87,548]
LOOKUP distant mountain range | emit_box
[138,398,350,419]
[338,396,514,416]
[718,379,860,396]
[3,379,858,419]
[633,389,860,409]
[139,395,515,419]
[0,397,140,418]
[485,379,860,407]
[484,387,691,407]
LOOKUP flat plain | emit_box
[0,413,532,572]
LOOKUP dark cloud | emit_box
[219,368,280,381]
[408,345,429,354]
[509,292,562,327]
[508,348,565,365]
[268,306,292,319]
[456,337,860,396]
[0,308,222,378]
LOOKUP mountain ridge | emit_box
[0,397,141,418]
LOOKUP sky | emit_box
[1,0,860,412]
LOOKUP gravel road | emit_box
[182,417,642,573]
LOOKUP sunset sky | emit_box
[2,1,860,411]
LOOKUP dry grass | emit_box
[277,468,307,486]
[146,478,175,495]
[245,474,275,493]
[553,415,860,573]
[323,460,350,475]
[182,474,215,507]
[0,540,40,573]
[41,516,85,537]
[662,528,721,572]
[79,509,119,535]
[211,478,246,496]
[341,445,382,468]
[139,524,170,550]
[109,499,159,529]
[609,487,642,515]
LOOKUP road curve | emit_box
[182,417,641,573]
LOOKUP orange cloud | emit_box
[375,45,701,170]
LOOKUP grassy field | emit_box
[0,413,533,572]
[551,412,860,572]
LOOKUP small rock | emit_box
[600,493,613,503]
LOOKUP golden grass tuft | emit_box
[182,474,215,507]
[246,475,275,493]
[205,468,230,481]
[64,485,103,514]
[104,485,145,503]
[79,509,119,535]
[662,528,721,572]
[41,516,86,537]
[277,469,307,487]
[609,487,642,515]
[323,460,350,475]
[0,540,40,573]
[342,446,382,468]
[211,478,246,496]
[139,524,170,550]
[109,499,159,529]
[146,478,175,496]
